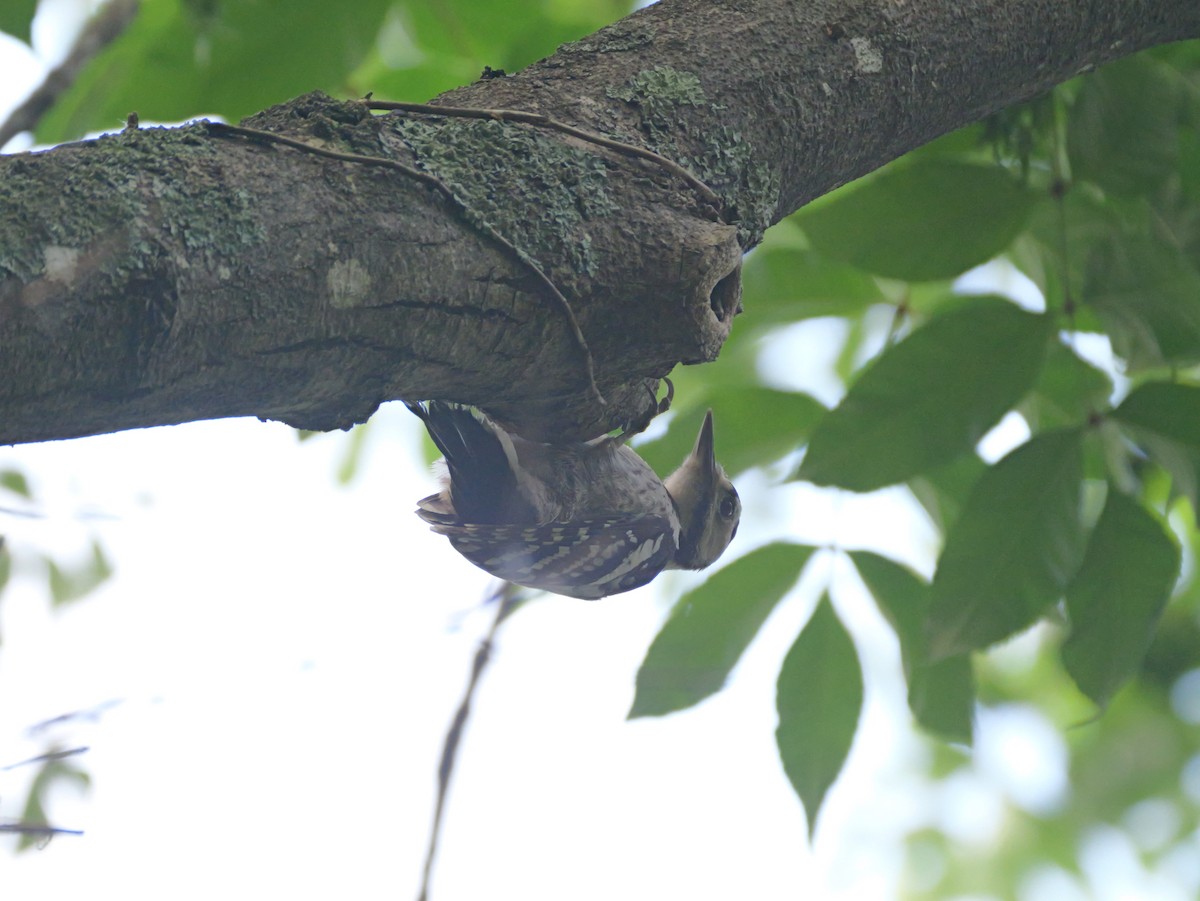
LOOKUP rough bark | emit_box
[3,0,1198,445]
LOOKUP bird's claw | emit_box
[613,377,674,444]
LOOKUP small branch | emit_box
[0,0,141,149]
[0,504,42,519]
[2,746,90,772]
[205,120,605,406]
[417,582,524,901]
[365,99,723,212]
[0,822,84,838]
[27,700,122,736]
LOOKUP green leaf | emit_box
[1013,188,1117,323]
[399,0,630,74]
[797,298,1052,491]
[0,0,36,44]
[830,306,873,387]
[1084,234,1200,370]
[1112,381,1200,510]
[1021,340,1114,431]
[1112,381,1200,446]
[1061,490,1180,707]
[797,159,1038,281]
[926,429,1087,658]
[907,650,975,747]
[355,0,635,103]
[38,0,393,143]
[775,597,863,836]
[636,388,825,479]
[851,552,974,743]
[17,758,91,852]
[908,453,988,536]
[336,422,371,486]
[47,540,113,607]
[1182,113,1200,216]
[740,245,885,323]
[629,543,815,718]
[0,540,11,601]
[0,468,32,499]
[1068,56,1186,199]
[1141,606,1200,691]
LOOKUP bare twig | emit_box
[205,121,605,406]
[417,582,524,901]
[0,822,83,838]
[27,699,122,736]
[0,0,141,149]
[2,746,90,772]
[0,504,42,519]
[366,99,723,210]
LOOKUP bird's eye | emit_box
[719,494,737,519]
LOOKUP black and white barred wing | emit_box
[426,514,678,600]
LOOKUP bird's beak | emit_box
[693,409,716,473]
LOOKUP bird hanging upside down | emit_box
[405,396,740,599]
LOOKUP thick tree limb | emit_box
[2,0,1198,445]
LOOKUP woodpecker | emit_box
[405,400,740,599]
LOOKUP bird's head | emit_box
[663,410,740,570]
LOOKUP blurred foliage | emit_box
[0,468,110,846]
[628,40,1200,898]
[0,0,36,45]
[4,1,1200,894]
[796,159,1039,281]
[18,0,636,144]
[0,537,10,602]
[45,539,113,607]
[14,756,90,852]
[35,0,394,141]
[0,469,32,499]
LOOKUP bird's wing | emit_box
[432,514,677,600]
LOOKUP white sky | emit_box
[0,404,934,901]
[2,4,1187,901]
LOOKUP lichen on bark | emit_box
[606,66,780,245]
[396,116,619,279]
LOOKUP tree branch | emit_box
[0,822,84,838]
[417,583,523,901]
[2,0,1197,445]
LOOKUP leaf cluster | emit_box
[0,469,111,848]
[630,48,1200,841]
